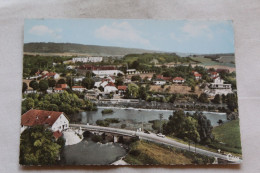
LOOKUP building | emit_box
[104,82,118,93]
[193,72,202,80]
[156,75,172,81]
[210,72,219,79]
[42,72,60,79]
[21,109,69,133]
[173,77,185,84]
[72,57,103,63]
[72,86,86,92]
[117,85,127,95]
[77,65,123,77]
[205,77,232,96]
[153,78,166,85]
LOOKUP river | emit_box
[79,107,227,127]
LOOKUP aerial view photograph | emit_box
[20,19,242,166]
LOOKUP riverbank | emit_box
[96,100,228,113]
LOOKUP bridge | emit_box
[70,124,242,164]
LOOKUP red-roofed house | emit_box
[117,85,127,95]
[194,73,202,80]
[173,77,185,84]
[21,109,69,133]
[72,86,86,92]
[42,72,60,79]
[210,72,219,78]
[104,82,118,93]
[157,75,172,81]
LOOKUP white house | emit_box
[193,72,202,80]
[173,77,185,84]
[72,86,86,92]
[205,77,232,96]
[210,72,219,78]
[74,76,85,82]
[72,57,103,63]
[21,109,69,133]
[92,70,124,77]
[153,78,166,85]
[104,82,118,93]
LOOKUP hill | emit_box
[24,42,159,57]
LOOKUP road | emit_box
[70,124,242,164]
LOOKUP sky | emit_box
[24,19,235,54]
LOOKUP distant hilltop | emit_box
[23,42,160,57]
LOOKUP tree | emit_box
[126,83,139,98]
[217,119,223,125]
[169,94,177,103]
[226,93,238,111]
[163,110,200,143]
[22,98,35,112]
[29,80,39,91]
[57,79,66,84]
[139,86,147,100]
[198,93,209,103]
[22,82,28,93]
[39,80,49,92]
[212,94,221,104]
[115,77,124,86]
[48,79,56,89]
[82,77,95,89]
[193,112,213,144]
[19,125,61,165]
[131,75,141,81]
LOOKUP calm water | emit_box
[62,139,126,165]
[80,107,227,127]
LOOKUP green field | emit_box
[212,119,242,154]
[124,140,214,165]
[190,56,235,67]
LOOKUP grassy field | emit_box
[213,119,241,148]
[212,119,242,154]
[124,140,214,165]
[149,84,202,95]
[190,56,235,67]
[124,140,193,165]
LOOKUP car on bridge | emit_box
[156,133,165,138]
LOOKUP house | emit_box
[42,72,60,79]
[54,88,64,93]
[117,85,127,95]
[72,86,86,92]
[193,72,202,80]
[104,82,118,93]
[21,109,69,134]
[24,89,37,94]
[72,57,103,63]
[56,84,67,89]
[47,87,53,94]
[74,76,85,82]
[173,77,185,84]
[204,76,232,96]
[156,75,172,81]
[153,78,166,85]
[210,72,219,79]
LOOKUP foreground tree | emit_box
[20,125,61,165]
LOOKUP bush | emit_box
[101,109,114,114]
[91,135,103,142]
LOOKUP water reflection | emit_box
[79,107,227,127]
